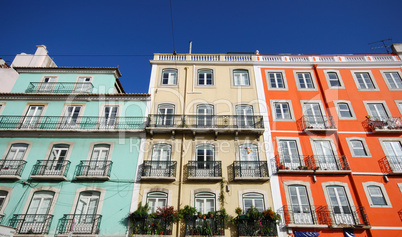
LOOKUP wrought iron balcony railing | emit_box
[141,161,177,179]
[237,215,278,236]
[75,160,112,179]
[311,155,351,171]
[30,160,70,179]
[275,155,314,171]
[0,115,147,131]
[57,214,102,235]
[188,161,222,179]
[327,206,370,227]
[381,156,402,173]
[131,216,173,235]
[301,115,337,132]
[9,214,53,234]
[25,82,94,93]
[147,114,264,129]
[280,205,331,226]
[368,117,402,132]
[0,159,27,177]
[233,161,269,179]
[185,214,225,236]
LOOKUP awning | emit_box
[344,228,355,237]
[294,231,319,237]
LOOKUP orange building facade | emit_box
[255,44,402,237]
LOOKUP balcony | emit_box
[75,161,112,180]
[312,155,351,174]
[146,114,264,134]
[367,117,402,133]
[57,214,102,235]
[131,216,173,235]
[25,82,94,94]
[185,214,225,236]
[237,215,278,236]
[0,159,27,179]
[9,214,53,234]
[301,115,337,132]
[380,156,402,174]
[141,161,177,181]
[280,205,330,228]
[233,161,269,181]
[187,161,222,181]
[0,115,147,131]
[328,206,370,228]
[275,155,314,174]
[30,160,70,180]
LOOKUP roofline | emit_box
[13,67,123,77]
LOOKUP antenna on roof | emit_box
[369,38,392,54]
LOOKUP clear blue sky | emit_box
[1,0,401,93]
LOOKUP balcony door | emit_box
[1,143,28,175]
[196,144,214,177]
[239,144,259,176]
[157,104,175,126]
[60,106,81,129]
[88,145,110,176]
[368,103,389,121]
[73,192,100,232]
[236,105,254,128]
[22,105,44,129]
[197,104,214,127]
[22,191,54,233]
[279,140,301,170]
[44,145,69,175]
[313,140,337,170]
[74,77,92,93]
[383,141,402,171]
[303,103,325,128]
[288,185,313,224]
[151,144,171,176]
[37,77,56,92]
[327,186,354,225]
[100,106,118,129]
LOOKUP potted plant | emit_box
[178,205,197,220]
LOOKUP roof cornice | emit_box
[0,93,150,101]
[13,67,122,78]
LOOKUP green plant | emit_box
[129,202,149,220]
[219,180,225,206]
[235,207,242,216]
[178,205,197,220]
[157,205,178,222]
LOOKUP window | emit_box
[0,143,29,175]
[278,140,301,169]
[382,140,402,172]
[151,144,172,172]
[288,186,313,224]
[147,192,167,213]
[354,72,376,89]
[243,193,264,213]
[239,144,259,173]
[22,105,44,128]
[45,144,69,174]
[327,72,342,87]
[267,72,285,89]
[37,77,56,92]
[362,182,392,208]
[197,69,213,85]
[274,102,291,120]
[195,192,215,214]
[197,104,214,127]
[88,144,110,176]
[302,102,325,128]
[312,140,338,170]
[74,77,92,93]
[74,191,100,224]
[100,106,118,128]
[60,105,81,128]
[326,186,354,225]
[0,191,8,211]
[236,104,254,127]
[296,72,314,89]
[24,191,54,226]
[366,103,389,120]
[383,72,402,89]
[347,138,370,157]
[157,104,175,126]
[367,186,386,205]
[196,144,214,168]
[233,69,250,86]
[337,103,352,118]
[161,68,177,85]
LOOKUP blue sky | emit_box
[1,0,401,93]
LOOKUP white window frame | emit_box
[99,104,120,129]
[197,69,214,86]
[21,187,60,220]
[157,103,175,126]
[151,143,172,162]
[37,76,58,93]
[242,192,265,213]
[395,100,402,116]
[60,104,85,129]
[381,70,402,91]
[161,68,178,86]
[271,100,295,122]
[196,104,214,127]
[294,71,318,91]
[324,70,344,89]
[362,182,392,208]
[363,101,392,121]
[194,192,216,214]
[73,76,93,93]
[235,104,255,128]
[283,181,316,219]
[232,69,250,86]
[333,101,356,120]
[265,70,288,90]
[351,71,379,91]
[146,191,168,213]
[276,137,304,169]
[346,137,371,157]
[0,186,12,214]
[310,137,339,170]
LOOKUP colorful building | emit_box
[0,65,149,236]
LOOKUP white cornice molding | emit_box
[14,68,121,79]
[0,94,150,101]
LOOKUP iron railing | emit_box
[382,156,402,173]
[280,205,331,226]
[0,214,4,224]
[57,214,102,234]
[9,214,53,234]
[188,161,222,178]
[327,206,370,226]
[233,161,269,178]
[25,82,94,93]
[237,215,277,236]
[301,115,336,131]
[0,159,27,177]
[0,115,147,131]
[185,214,225,236]
[368,117,402,131]
[311,155,350,171]
[131,216,173,235]
[147,114,264,129]
[30,160,70,177]
[275,155,313,171]
[141,161,177,178]
[75,161,112,178]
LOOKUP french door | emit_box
[327,186,354,225]
[157,104,174,126]
[60,106,81,129]
[236,105,254,128]
[22,106,43,129]
[1,143,28,175]
[303,103,325,128]
[383,141,402,171]
[22,192,53,233]
[44,145,69,175]
[74,77,91,93]
[313,140,338,170]
[197,104,214,127]
[100,106,118,129]
[37,77,56,92]
[279,140,301,170]
[73,192,99,232]
[289,186,313,224]
[88,145,110,176]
